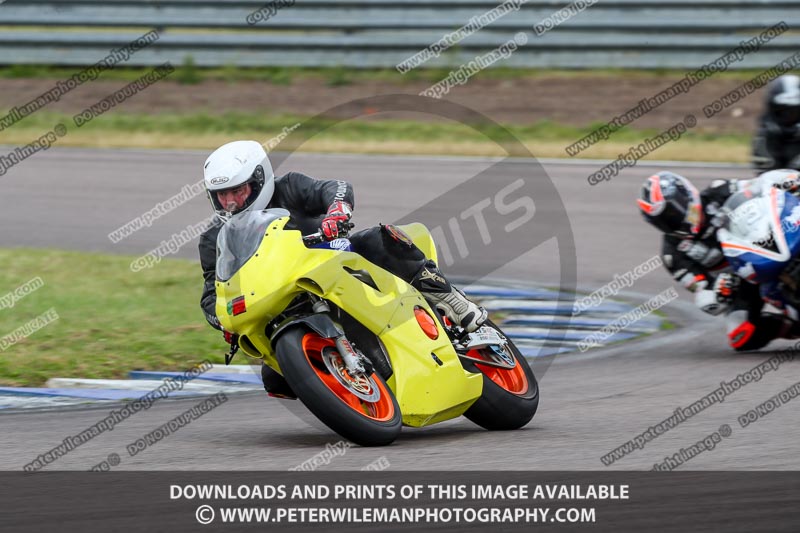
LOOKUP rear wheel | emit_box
[276,327,402,446]
[462,320,539,430]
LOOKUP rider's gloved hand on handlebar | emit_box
[694,273,740,316]
[320,201,352,240]
[713,273,740,304]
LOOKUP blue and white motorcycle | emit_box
[717,170,800,308]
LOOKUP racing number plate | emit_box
[465,326,505,350]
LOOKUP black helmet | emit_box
[766,75,800,134]
[637,171,703,237]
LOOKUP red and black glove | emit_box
[320,201,352,240]
[713,273,740,304]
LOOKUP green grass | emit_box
[176,56,202,85]
[654,310,676,331]
[659,320,676,331]
[0,64,779,85]
[0,107,752,161]
[0,249,225,387]
[0,109,753,145]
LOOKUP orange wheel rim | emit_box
[301,333,395,421]
[468,348,529,395]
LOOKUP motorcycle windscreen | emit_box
[216,208,290,282]
[718,182,795,282]
[722,186,774,249]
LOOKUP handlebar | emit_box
[302,221,355,246]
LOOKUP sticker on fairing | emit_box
[312,238,353,251]
[227,295,246,316]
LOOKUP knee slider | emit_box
[728,320,757,349]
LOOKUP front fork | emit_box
[309,296,371,376]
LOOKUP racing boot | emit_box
[410,260,487,333]
[764,302,800,340]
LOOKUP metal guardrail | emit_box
[0,1,797,69]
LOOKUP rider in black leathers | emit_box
[752,74,800,172]
[199,140,487,396]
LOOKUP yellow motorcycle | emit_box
[215,209,538,446]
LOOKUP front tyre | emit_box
[276,327,402,446]
[463,320,539,430]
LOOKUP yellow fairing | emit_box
[397,222,438,265]
[216,216,482,427]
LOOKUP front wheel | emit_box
[276,327,402,446]
[462,320,539,430]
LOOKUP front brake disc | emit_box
[321,346,381,402]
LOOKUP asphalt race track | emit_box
[2,148,799,471]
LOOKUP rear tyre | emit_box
[276,327,402,446]
[463,320,539,430]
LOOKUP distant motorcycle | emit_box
[215,208,539,446]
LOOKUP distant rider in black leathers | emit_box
[752,74,800,172]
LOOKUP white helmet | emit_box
[203,140,275,221]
